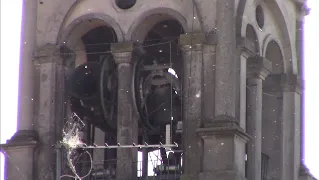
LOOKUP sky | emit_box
[0,0,319,180]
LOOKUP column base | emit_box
[196,119,250,180]
[299,164,317,180]
[0,130,38,180]
[0,130,38,150]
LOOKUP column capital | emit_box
[34,44,60,64]
[179,32,207,51]
[111,41,134,64]
[264,73,303,93]
[247,55,272,80]
[295,2,310,22]
[237,36,256,58]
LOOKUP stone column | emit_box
[281,73,302,180]
[246,56,272,180]
[196,0,250,179]
[202,33,217,124]
[237,37,256,129]
[33,44,62,180]
[179,33,204,180]
[1,0,38,179]
[263,73,302,180]
[295,3,310,178]
[214,0,237,118]
[111,42,138,180]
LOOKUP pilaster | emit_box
[246,56,272,180]
[111,41,138,180]
[179,33,204,180]
[0,0,38,179]
[33,44,62,180]
[202,33,217,124]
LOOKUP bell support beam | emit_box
[111,42,138,180]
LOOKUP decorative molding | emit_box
[237,36,256,58]
[198,116,251,141]
[34,44,60,64]
[0,130,38,151]
[111,41,134,64]
[247,55,272,80]
[263,73,303,93]
[294,1,310,22]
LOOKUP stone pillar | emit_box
[246,56,272,180]
[111,42,138,180]
[237,37,257,129]
[33,44,62,180]
[295,1,310,175]
[179,33,204,180]
[263,73,302,180]
[196,1,250,179]
[281,74,302,180]
[214,0,237,118]
[16,0,37,132]
[1,0,38,179]
[202,33,216,124]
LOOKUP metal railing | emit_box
[55,149,182,180]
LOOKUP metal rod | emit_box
[53,142,178,149]
[55,148,61,180]
[166,124,171,145]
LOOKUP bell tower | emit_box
[0,0,316,180]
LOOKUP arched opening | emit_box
[261,40,284,179]
[246,24,259,55]
[133,19,184,177]
[265,40,283,74]
[64,22,119,178]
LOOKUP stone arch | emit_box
[40,0,78,46]
[261,36,285,180]
[236,0,293,73]
[263,35,284,74]
[236,0,247,37]
[126,7,188,41]
[58,13,124,46]
[57,13,123,66]
[245,23,260,55]
[263,0,293,73]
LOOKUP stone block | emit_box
[179,33,205,46]
[111,41,134,53]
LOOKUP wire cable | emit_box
[60,150,93,180]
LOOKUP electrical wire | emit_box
[60,150,93,180]
[51,40,179,57]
